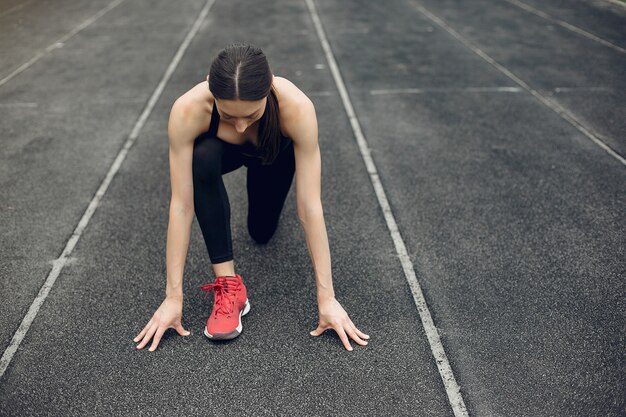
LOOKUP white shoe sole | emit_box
[203,298,251,340]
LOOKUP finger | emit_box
[136,323,158,350]
[345,323,368,346]
[174,323,191,337]
[149,327,166,352]
[310,325,327,337]
[133,319,153,342]
[348,319,370,339]
[334,326,353,352]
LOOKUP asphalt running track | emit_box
[0,0,624,415]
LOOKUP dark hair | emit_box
[208,43,280,165]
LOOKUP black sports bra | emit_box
[208,101,292,158]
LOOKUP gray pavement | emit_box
[0,0,208,355]
[1,0,624,416]
[0,0,115,77]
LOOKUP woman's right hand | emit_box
[133,296,190,351]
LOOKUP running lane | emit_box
[501,0,626,50]
[0,0,118,78]
[0,0,455,415]
[411,0,626,160]
[0,0,208,356]
[314,0,625,415]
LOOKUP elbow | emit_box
[169,198,194,217]
[297,201,323,224]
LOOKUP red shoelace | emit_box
[199,276,240,315]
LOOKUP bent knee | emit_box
[248,224,276,244]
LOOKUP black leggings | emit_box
[191,132,296,264]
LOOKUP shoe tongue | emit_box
[221,275,237,293]
[213,278,235,313]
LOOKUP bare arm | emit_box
[164,99,199,300]
[133,98,200,351]
[291,98,334,302]
[288,94,370,351]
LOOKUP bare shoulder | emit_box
[168,81,213,147]
[275,76,314,114]
[274,76,316,140]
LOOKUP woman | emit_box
[133,43,370,352]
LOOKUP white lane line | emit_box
[0,0,127,88]
[304,1,470,416]
[370,86,522,95]
[0,102,38,108]
[0,0,35,19]
[604,0,626,9]
[409,0,626,167]
[553,86,613,93]
[369,86,613,95]
[503,0,626,54]
[0,0,217,380]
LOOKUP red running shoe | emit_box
[199,274,250,340]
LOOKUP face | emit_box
[214,97,267,134]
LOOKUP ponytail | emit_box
[257,86,281,165]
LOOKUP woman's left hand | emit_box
[310,296,370,351]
